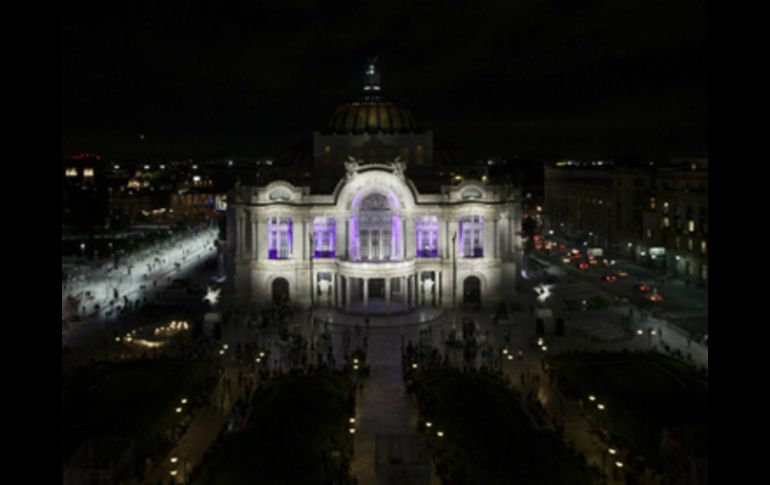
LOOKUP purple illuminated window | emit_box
[460,216,483,258]
[268,217,292,259]
[313,217,336,258]
[416,216,439,257]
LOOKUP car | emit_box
[648,293,664,302]
[601,274,617,283]
[635,283,652,292]
[562,257,572,263]
[588,258,599,265]
[577,262,589,270]
[617,271,629,278]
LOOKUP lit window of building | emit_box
[83,168,94,177]
[663,217,670,228]
[688,238,694,251]
[268,217,293,259]
[663,201,669,214]
[688,220,695,232]
[416,216,439,257]
[65,168,78,177]
[646,228,653,239]
[649,197,656,210]
[701,240,707,255]
[460,215,484,258]
[313,217,336,258]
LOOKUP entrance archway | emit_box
[272,278,290,304]
[463,276,481,305]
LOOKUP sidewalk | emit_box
[143,364,255,484]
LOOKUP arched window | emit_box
[353,192,400,261]
[272,278,289,303]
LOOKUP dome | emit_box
[327,95,417,134]
[325,61,417,134]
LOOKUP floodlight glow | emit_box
[608,448,617,455]
[588,395,596,401]
[534,284,554,303]
[203,286,221,307]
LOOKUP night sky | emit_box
[62,0,708,160]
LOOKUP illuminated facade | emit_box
[227,63,523,311]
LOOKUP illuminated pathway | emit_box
[61,226,219,347]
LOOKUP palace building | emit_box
[227,62,524,312]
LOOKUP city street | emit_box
[530,247,708,338]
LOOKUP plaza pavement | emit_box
[62,227,219,349]
[67,243,705,485]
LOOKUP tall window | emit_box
[313,217,336,258]
[268,217,292,259]
[355,193,398,261]
[460,216,484,258]
[416,215,438,257]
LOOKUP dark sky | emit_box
[62,0,708,160]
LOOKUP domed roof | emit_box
[327,95,417,134]
[325,61,417,134]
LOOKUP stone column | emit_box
[251,213,258,259]
[346,276,352,308]
[483,214,494,259]
[335,216,346,260]
[291,216,301,259]
[492,215,498,259]
[236,210,245,257]
[385,278,391,311]
[405,217,416,259]
[333,273,338,308]
[259,216,269,259]
[438,215,446,259]
[363,278,369,312]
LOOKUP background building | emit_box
[544,158,707,286]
